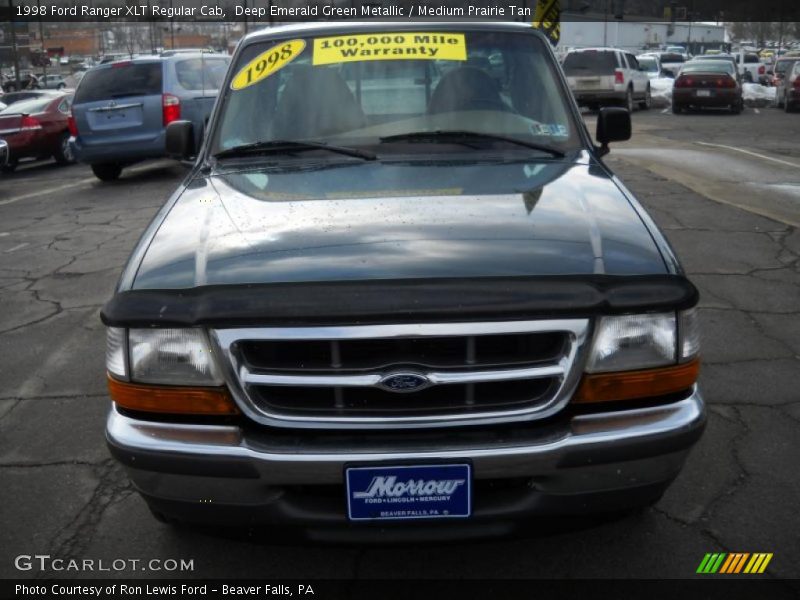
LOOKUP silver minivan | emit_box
[69,53,230,181]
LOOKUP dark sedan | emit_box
[0,92,75,172]
[672,60,743,114]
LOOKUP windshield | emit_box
[637,57,659,73]
[681,62,735,75]
[212,30,580,157]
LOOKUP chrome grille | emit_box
[249,378,558,417]
[211,320,590,429]
[237,332,567,372]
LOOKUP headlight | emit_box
[128,328,222,385]
[575,310,701,404]
[105,327,237,416]
[106,327,222,385]
[586,310,699,373]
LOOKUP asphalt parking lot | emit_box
[1,106,799,581]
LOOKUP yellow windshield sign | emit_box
[313,33,466,66]
[231,39,306,91]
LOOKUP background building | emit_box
[561,20,727,52]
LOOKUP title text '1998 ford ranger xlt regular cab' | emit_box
[102,22,704,541]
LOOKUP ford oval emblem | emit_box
[379,373,430,393]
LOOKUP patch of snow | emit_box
[742,83,776,107]
[649,77,673,107]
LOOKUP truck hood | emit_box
[131,158,667,290]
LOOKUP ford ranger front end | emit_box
[102,22,705,540]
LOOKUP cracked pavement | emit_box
[0,109,798,582]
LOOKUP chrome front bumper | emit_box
[107,388,705,533]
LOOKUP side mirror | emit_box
[165,120,196,160]
[596,107,631,156]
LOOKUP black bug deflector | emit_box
[100,275,699,328]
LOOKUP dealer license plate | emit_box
[346,464,472,521]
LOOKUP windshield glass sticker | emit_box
[530,123,569,137]
[231,39,306,91]
[313,33,467,66]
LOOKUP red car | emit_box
[0,92,75,172]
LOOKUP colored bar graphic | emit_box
[699,552,773,574]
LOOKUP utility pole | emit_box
[8,0,21,88]
[37,0,46,80]
[686,16,692,53]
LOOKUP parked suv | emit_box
[102,23,704,538]
[563,48,651,111]
[69,53,230,181]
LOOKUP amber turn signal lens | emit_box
[573,358,700,404]
[107,375,239,416]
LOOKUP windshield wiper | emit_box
[379,130,565,157]
[213,139,377,161]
